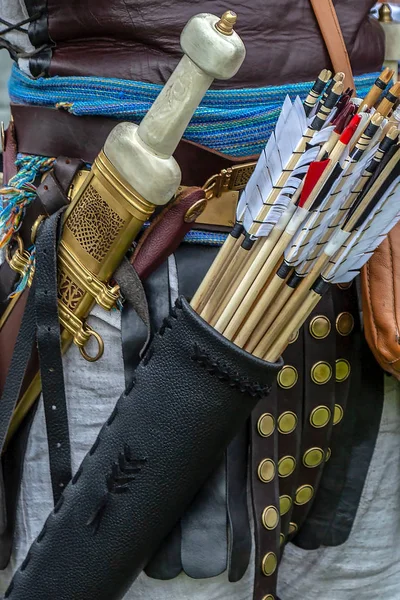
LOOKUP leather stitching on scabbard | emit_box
[191,343,272,399]
[86,446,147,534]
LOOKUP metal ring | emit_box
[79,327,105,362]
[5,235,24,265]
[31,214,46,244]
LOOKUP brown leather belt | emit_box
[9,104,257,190]
[8,104,257,230]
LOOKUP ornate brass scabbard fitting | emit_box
[58,150,155,361]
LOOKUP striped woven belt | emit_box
[3,67,383,248]
[9,65,380,157]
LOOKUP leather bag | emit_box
[311,0,399,378]
[361,225,400,379]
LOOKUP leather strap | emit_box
[114,258,151,371]
[226,426,252,582]
[10,105,257,188]
[250,393,280,600]
[276,328,305,544]
[34,209,72,504]
[2,119,18,184]
[309,0,355,91]
[289,292,336,540]
[0,288,36,459]
[181,459,228,578]
[132,188,206,281]
[292,283,359,549]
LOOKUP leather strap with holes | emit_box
[34,209,72,504]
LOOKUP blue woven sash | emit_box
[9,65,380,157]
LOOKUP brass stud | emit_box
[288,522,298,535]
[337,281,352,290]
[288,329,299,344]
[310,405,331,428]
[336,359,351,383]
[333,404,344,425]
[257,413,275,438]
[336,312,354,336]
[278,411,297,434]
[277,365,298,389]
[279,494,292,516]
[295,484,314,505]
[325,448,332,461]
[262,597,275,600]
[303,447,324,468]
[309,315,331,339]
[262,552,277,576]
[262,506,279,530]
[258,459,276,483]
[278,456,296,478]
[311,361,332,385]
[215,10,237,35]
[379,2,393,23]
[280,533,285,546]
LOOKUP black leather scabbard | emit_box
[6,297,281,600]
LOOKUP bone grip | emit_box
[55,11,245,359]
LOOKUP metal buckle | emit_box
[202,162,256,201]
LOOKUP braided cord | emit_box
[1,155,55,296]
[0,155,55,248]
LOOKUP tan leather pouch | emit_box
[361,223,400,379]
[311,0,400,377]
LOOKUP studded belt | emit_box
[250,280,364,600]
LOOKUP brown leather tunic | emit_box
[38,0,383,87]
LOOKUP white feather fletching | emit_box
[285,143,380,265]
[330,178,400,283]
[236,95,294,222]
[243,125,335,238]
[237,89,336,240]
[253,144,320,238]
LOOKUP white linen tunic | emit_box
[1,306,400,600]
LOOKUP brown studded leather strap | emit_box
[287,291,337,540]
[275,329,305,546]
[251,391,280,600]
[293,281,361,549]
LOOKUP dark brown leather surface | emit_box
[288,292,336,537]
[44,1,384,87]
[0,158,83,401]
[250,392,280,598]
[361,221,400,379]
[275,329,304,544]
[2,120,17,185]
[132,187,206,281]
[10,105,257,188]
[0,291,29,399]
